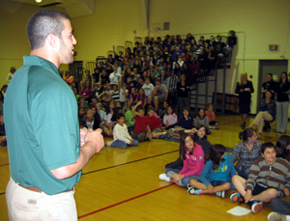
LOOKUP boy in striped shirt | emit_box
[230,142,290,213]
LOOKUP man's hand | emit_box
[80,128,88,147]
[84,129,104,153]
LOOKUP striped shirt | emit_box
[232,141,262,169]
[245,157,290,194]
[111,90,120,101]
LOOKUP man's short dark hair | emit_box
[27,10,71,49]
[261,142,275,154]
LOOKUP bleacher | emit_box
[73,31,236,112]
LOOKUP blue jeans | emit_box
[270,198,290,215]
[235,165,250,179]
[111,139,138,149]
[128,126,134,135]
[165,168,200,186]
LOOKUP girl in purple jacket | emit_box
[159,133,205,186]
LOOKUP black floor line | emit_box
[81,149,179,175]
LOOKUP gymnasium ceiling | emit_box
[12,0,94,18]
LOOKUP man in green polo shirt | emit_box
[4,10,104,220]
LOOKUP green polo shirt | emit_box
[4,55,81,195]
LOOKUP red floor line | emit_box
[0,163,9,167]
[78,183,174,219]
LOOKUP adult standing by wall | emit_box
[4,10,104,220]
[261,73,276,99]
[275,72,290,133]
[235,72,254,129]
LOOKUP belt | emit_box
[19,184,42,193]
[18,184,73,193]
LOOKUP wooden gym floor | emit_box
[0,114,289,220]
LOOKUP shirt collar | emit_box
[23,55,60,77]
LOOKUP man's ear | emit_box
[46,34,59,49]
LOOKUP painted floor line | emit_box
[81,149,179,175]
[0,163,9,167]
[78,183,174,219]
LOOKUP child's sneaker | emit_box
[248,200,263,213]
[188,187,202,195]
[230,193,244,203]
[216,191,225,199]
[267,212,286,221]
[158,173,170,182]
[169,128,175,137]
[106,141,114,146]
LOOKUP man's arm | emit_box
[50,129,104,179]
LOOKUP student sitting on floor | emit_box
[232,128,262,179]
[195,108,211,134]
[267,198,290,221]
[157,100,169,120]
[165,125,211,170]
[163,106,178,129]
[125,102,135,135]
[106,113,138,148]
[169,106,194,136]
[96,103,106,123]
[84,109,101,130]
[100,100,115,137]
[159,133,205,187]
[230,142,290,214]
[187,144,236,199]
[131,101,152,142]
[205,103,219,129]
[147,107,172,139]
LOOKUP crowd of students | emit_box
[69,33,234,146]
[63,33,287,220]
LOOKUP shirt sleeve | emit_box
[32,83,79,170]
[199,160,212,187]
[232,143,241,162]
